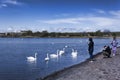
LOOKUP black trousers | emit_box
[89,48,93,59]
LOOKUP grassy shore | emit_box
[39,47,120,80]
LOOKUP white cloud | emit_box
[39,16,119,26]
[0,0,22,8]
[3,0,22,5]
[39,18,81,24]
[109,10,120,18]
[38,10,120,32]
[93,9,106,14]
[0,4,7,8]
[87,17,118,26]
[97,9,106,14]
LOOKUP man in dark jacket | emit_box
[88,37,94,60]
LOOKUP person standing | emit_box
[111,36,118,56]
[88,37,94,60]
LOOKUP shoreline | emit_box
[38,47,120,80]
[0,36,120,39]
[37,52,102,80]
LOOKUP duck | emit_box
[27,52,37,61]
[65,45,68,48]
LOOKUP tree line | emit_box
[0,30,120,38]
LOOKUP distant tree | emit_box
[50,32,56,37]
[95,30,102,36]
[41,30,48,37]
[103,29,111,33]
[103,29,111,37]
[34,31,41,37]
[26,30,33,35]
[42,30,48,33]
[21,30,33,36]
[88,32,94,36]
[112,33,116,37]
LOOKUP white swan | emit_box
[71,49,78,57]
[45,53,49,61]
[59,48,65,55]
[50,50,59,58]
[65,45,68,48]
[27,53,37,61]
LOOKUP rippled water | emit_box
[0,38,112,80]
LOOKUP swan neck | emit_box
[35,53,37,58]
[57,50,59,55]
[72,49,74,52]
[47,54,49,58]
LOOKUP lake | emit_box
[0,38,113,80]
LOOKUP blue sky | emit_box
[0,0,120,32]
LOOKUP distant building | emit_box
[0,33,6,37]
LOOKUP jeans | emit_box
[89,48,93,59]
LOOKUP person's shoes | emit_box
[113,54,115,56]
[90,59,96,62]
[90,60,93,62]
[107,56,112,58]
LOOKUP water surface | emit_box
[0,38,112,80]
